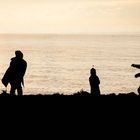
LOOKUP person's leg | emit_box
[17,87,23,96]
[97,86,101,96]
[91,87,94,95]
[10,85,16,96]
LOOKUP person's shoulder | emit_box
[22,59,27,66]
[10,57,16,64]
[22,59,27,63]
[11,57,16,61]
[96,75,100,79]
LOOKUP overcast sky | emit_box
[0,0,140,34]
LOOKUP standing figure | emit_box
[89,67,101,96]
[2,51,27,96]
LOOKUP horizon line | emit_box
[0,32,140,36]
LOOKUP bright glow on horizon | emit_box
[0,0,140,34]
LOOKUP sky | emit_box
[0,0,140,34]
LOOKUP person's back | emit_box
[89,68,100,96]
[10,56,27,83]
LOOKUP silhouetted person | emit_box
[2,51,27,96]
[89,67,100,96]
[131,64,140,95]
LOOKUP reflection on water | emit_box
[0,34,140,94]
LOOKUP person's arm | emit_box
[23,61,27,77]
[135,73,140,78]
[132,64,140,69]
[21,61,27,87]
[21,61,27,77]
[97,77,100,85]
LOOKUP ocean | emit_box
[0,34,139,95]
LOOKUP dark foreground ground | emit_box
[0,90,139,96]
[0,90,139,113]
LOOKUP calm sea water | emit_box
[0,34,139,95]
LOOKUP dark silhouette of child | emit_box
[2,51,27,96]
[89,68,101,96]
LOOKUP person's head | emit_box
[90,68,96,75]
[15,50,23,59]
